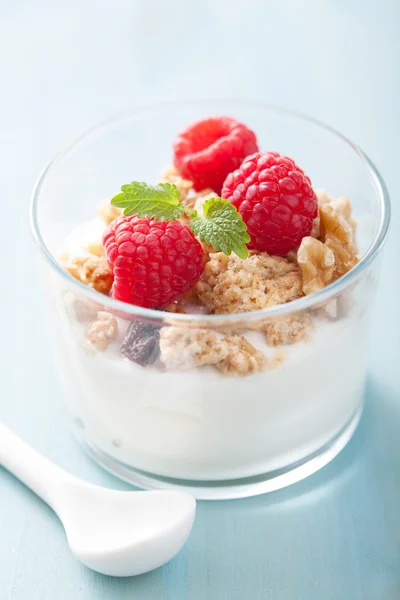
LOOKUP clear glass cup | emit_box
[31,101,390,499]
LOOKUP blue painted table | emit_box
[0,1,399,598]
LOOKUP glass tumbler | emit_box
[31,101,390,499]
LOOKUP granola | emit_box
[159,327,229,370]
[193,189,217,214]
[161,166,193,204]
[85,311,117,351]
[216,336,266,375]
[264,315,313,346]
[87,239,104,257]
[200,241,216,262]
[61,254,113,295]
[297,237,335,295]
[62,290,100,322]
[72,297,100,322]
[196,252,303,314]
[97,198,122,225]
[164,303,188,314]
[161,166,217,212]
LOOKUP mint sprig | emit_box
[110,181,250,259]
[111,182,185,222]
[190,198,250,259]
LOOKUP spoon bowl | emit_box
[60,484,196,576]
[0,423,196,577]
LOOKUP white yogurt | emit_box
[52,219,366,481]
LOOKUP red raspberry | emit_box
[221,152,318,255]
[102,216,205,308]
[173,116,258,194]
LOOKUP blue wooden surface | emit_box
[0,1,399,598]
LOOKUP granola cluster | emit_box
[61,253,113,295]
[216,336,266,375]
[159,327,266,375]
[265,315,313,346]
[85,311,117,351]
[97,198,123,225]
[162,165,218,214]
[160,327,229,370]
[161,166,193,204]
[87,239,105,257]
[197,253,303,314]
[71,296,100,322]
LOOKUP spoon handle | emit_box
[0,422,72,509]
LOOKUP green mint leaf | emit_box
[190,198,250,259]
[110,182,184,221]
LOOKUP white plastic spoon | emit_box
[0,422,196,577]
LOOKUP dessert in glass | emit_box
[31,101,390,499]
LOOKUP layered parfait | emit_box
[56,116,365,482]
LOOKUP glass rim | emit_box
[30,99,391,324]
